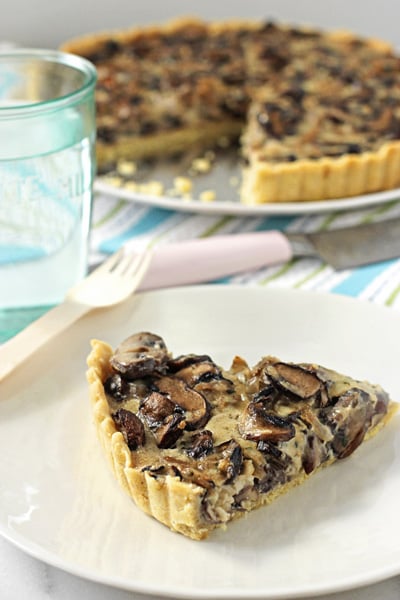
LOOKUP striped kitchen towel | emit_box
[90,193,400,310]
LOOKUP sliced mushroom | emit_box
[301,433,327,475]
[252,438,291,491]
[197,372,236,396]
[173,359,221,387]
[153,412,185,449]
[252,385,277,405]
[139,391,185,448]
[112,408,145,450]
[168,354,235,397]
[163,456,215,489]
[110,332,169,379]
[238,401,295,442]
[155,376,211,430]
[253,357,331,408]
[264,360,322,399]
[185,430,214,459]
[162,440,244,490]
[299,406,333,443]
[216,440,243,484]
[199,439,244,485]
[167,354,214,374]
[139,391,178,428]
[335,426,367,459]
[323,388,372,459]
[104,373,131,402]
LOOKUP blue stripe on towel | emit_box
[99,207,176,253]
[331,259,396,297]
[254,215,297,232]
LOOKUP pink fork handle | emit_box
[126,231,292,290]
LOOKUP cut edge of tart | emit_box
[63,17,400,204]
[61,17,250,170]
[86,333,398,541]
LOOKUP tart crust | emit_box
[241,143,400,203]
[87,339,209,539]
[62,17,400,204]
[87,336,398,541]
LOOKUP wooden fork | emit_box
[0,248,153,382]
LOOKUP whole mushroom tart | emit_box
[62,17,400,203]
[87,332,397,540]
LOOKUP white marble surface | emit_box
[0,536,399,600]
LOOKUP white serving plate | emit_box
[94,152,400,216]
[0,286,399,599]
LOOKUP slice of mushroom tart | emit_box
[87,332,397,540]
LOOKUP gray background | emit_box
[1,0,399,49]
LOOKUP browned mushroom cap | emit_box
[167,354,214,374]
[238,400,295,442]
[110,332,169,379]
[112,408,145,450]
[264,361,322,399]
[173,359,221,387]
[139,391,178,427]
[153,413,185,449]
[171,356,237,406]
[256,357,330,407]
[139,391,185,448]
[155,376,211,430]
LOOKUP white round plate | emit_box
[0,286,399,599]
[94,177,400,216]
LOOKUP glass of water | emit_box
[0,49,97,341]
